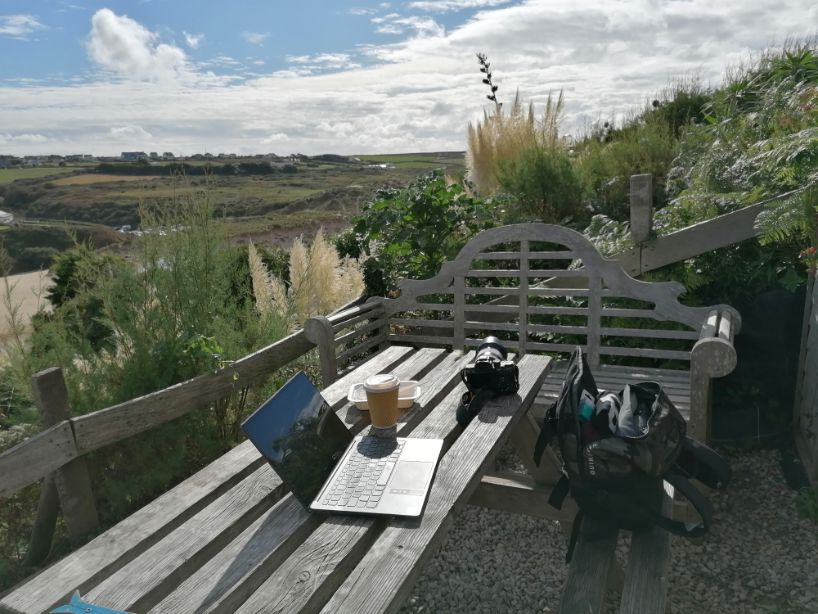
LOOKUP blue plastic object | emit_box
[49,592,130,614]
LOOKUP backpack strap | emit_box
[580,472,714,538]
[548,473,571,510]
[534,402,557,466]
[565,509,584,564]
[676,436,732,490]
[660,471,714,538]
[456,387,495,428]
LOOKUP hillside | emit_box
[0,152,465,273]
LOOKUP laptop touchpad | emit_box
[389,461,433,496]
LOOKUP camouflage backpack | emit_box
[534,347,731,562]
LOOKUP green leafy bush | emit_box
[335,172,498,295]
[576,113,679,220]
[0,190,309,588]
[497,145,585,225]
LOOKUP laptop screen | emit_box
[241,371,353,507]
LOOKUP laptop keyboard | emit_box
[320,438,405,509]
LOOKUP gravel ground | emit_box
[400,447,818,614]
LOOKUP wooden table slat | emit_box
[150,497,317,614]
[147,348,462,614]
[320,345,415,406]
[231,350,483,613]
[318,355,550,614]
[0,441,262,614]
[85,464,281,612]
[0,346,418,614]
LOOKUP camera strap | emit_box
[456,387,495,428]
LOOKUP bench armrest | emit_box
[688,307,741,441]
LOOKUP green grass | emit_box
[217,210,346,237]
[0,167,75,185]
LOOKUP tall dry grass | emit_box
[467,90,565,195]
[249,228,364,328]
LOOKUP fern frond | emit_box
[756,184,818,245]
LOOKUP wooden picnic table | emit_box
[1,346,551,614]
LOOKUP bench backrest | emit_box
[378,224,725,369]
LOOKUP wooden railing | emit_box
[0,298,386,559]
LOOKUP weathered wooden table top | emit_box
[1,347,550,614]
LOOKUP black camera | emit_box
[461,336,519,395]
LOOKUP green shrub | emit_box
[335,172,497,295]
[0,189,304,587]
[576,114,679,220]
[496,145,585,225]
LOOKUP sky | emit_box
[0,0,816,157]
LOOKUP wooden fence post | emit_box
[22,474,60,567]
[630,174,654,244]
[304,316,338,386]
[31,367,100,544]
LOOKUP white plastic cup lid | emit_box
[364,373,400,392]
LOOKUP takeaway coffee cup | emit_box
[364,373,401,429]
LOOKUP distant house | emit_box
[121,151,148,162]
[0,210,14,225]
[149,152,159,160]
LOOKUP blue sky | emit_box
[0,0,816,156]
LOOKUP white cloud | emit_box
[183,31,203,49]
[349,8,377,16]
[210,55,241,66]
[408,0,512,12]
[373,15,445,37]
[0,14,47,38]
[109,125,152,140]
[0,133,51,145]
[241,31,270,45]
[87,9,186,81]
[0,0,816,158]
[288,53,354,67]
[262,132,292,144]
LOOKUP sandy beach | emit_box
[0,270,50,351]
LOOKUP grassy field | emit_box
[51,174,163,186]
[0,167,76,185]
[0,152,465,272]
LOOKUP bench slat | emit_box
[558,518,619,614]
[619,482,674,614]
[475,251,576,260]
[600,346,691,361]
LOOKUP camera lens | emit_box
[476,336,508,362]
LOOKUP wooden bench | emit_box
[307,222,741,613]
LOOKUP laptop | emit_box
[241,371,443,517]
